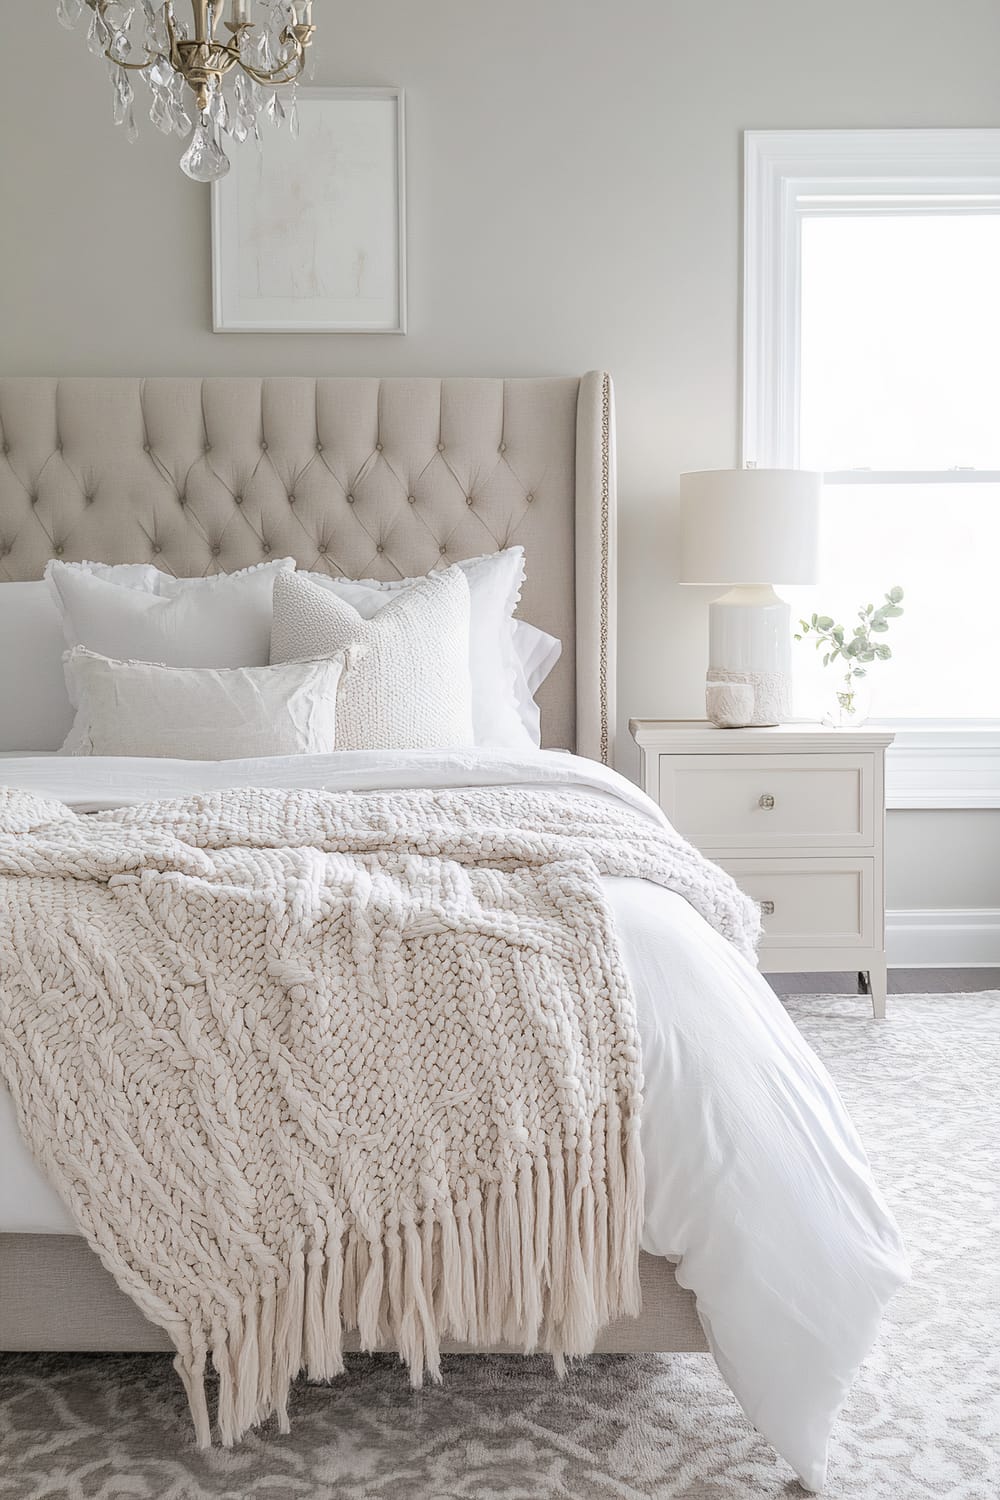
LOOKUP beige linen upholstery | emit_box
[0,373,615,760]
[0,1238,706,1355]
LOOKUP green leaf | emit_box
[822,653,830,666]
[871,619,889,633]
[883,605,903,617]
[811,613,818,626]
[854,667,867,678]
[888,586,904,603]
[816,615,834,630]
[876,644,892,659]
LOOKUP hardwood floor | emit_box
[765,967,1000,996]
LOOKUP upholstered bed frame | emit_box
[0,370,707,1358]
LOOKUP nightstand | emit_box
[629,720,896,1017]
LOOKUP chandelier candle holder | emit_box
[56,0,316,181]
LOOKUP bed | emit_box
[0,372,907,1492]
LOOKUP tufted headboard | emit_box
[0,373,616,762]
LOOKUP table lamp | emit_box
[679,468,821,726]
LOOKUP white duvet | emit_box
[0,747,908,1491]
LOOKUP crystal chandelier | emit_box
[55,1,316,181]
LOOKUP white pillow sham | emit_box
[61,646,345,759]
[0,564,175,753]
[510,620,562,746]
[305,549,531,750]
[46,558,295,668]
[271,566,475,751]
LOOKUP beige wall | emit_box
[2,0,998,919]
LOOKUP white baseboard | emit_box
[886,908,1000,967]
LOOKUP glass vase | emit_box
[822,675,872,729]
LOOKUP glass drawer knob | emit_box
[760,900,775,916]
[758,794,775,809]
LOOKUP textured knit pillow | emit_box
[271,566,474,750]
[305,549,531,750]
[61,647,345,759]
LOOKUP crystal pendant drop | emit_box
[179,120,231,182]
[55,0,85,29]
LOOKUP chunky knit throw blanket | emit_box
[0,783,759,1447]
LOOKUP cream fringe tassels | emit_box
[0,784,758,1446]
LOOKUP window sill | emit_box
[876,721,1000,809]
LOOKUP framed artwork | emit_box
[211,86,406,333]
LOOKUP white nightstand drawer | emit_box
[720,857,875,949]
[658,753,873,850]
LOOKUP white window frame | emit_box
[742,128,1000,807]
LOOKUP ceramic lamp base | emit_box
[707,585,792,727]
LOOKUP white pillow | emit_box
[305,549,531,750]
[46,558,295,668]
[510,620,562,746]
[0,583,75,752]
[271,566,474,751]
[0,566,170,753]
[61,647,345,759]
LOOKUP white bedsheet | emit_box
[0,748,908,1491]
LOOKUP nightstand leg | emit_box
[863,961,887,1020]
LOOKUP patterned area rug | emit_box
[1,994,997,1500]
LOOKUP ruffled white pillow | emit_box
[46,558,295,668]
[271,566,474,751]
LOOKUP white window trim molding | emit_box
[742,127,1000,469]
[879,722,1000,809]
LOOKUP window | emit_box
[743,131,1000,788]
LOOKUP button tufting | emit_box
[318,543,328,554]
[526,492,534,503]
[54,545,64,556]
[288,495,296,505]
[152,544,161,554]
[317,442,323,452]
[376,544,384,554]
[376,442,383,452]
[439,544,447,554]
[178,493,186,506]
[262,544,271,554]
[143,443,150,453]
[211,544,221,556]
[346,494,354,504]
[437,442,444,451]
[262,441,268,451]
[234,494,243,505]
[499,442,507,453]
[466,496,474,506]
[29,495,37,506]
[407,495,416,504]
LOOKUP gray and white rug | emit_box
[1,994,997,1500]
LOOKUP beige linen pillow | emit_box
[270,566,474,751]
[61,647,345,759]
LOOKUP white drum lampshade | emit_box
[679,468,821,726]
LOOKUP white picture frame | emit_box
[211,86,406,334]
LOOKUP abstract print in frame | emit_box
[212,86,406,333]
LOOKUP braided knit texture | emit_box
[0,784,759,1448]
